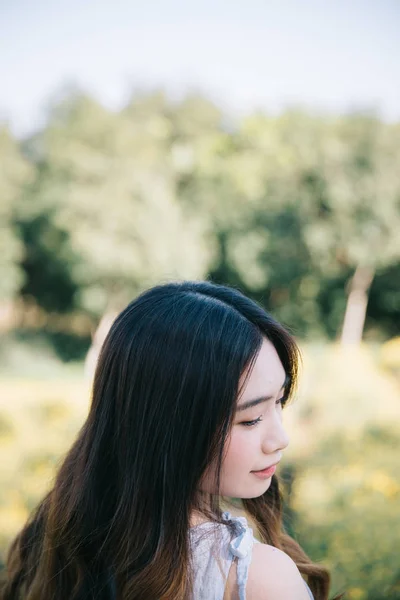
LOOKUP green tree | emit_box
[11,95,400,344]
[199,111,400,341]
[296,115,400,343]
[0,127,33,304]
[24,91,213,366]
[179,110,326,335]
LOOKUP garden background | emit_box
[1,2,399,598]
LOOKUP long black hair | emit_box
[1,281,335,599]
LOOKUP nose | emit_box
[261,412,289,455]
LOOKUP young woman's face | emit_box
[201,337,290,498]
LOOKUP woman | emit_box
[1,281,342,599]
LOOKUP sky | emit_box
[1,0,399,137]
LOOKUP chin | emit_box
[253,478,273,495]
[236,482,272,499]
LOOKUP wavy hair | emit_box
[1,281,340,600]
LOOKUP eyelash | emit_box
[241,397,286,427]
[241,416,263,427]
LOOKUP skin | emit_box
[199,336,290,499]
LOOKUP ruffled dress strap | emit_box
[222,511,256,600]
[222,511,315,600]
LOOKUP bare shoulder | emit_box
[246,543,311,600]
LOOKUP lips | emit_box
[252,462,279,473]
[251,464,277,479]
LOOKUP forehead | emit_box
[240,338,286,399]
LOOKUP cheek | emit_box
[199,430,258,494]
[223,429,254,471]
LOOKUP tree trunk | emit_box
[84,311,118,380]
[340,264,375,345]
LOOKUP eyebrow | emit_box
[236,377,288,412]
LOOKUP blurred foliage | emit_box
[0,127,34,300]
[0,377,90,565]
[0,331,89,378]
[17,210,79,313]
[380,336,400,375]
[19,92,211,319]
[368,264,400,340]
[281,345,400,599]
[289,424,400,599]
[0,90,398,351]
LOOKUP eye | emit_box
[241,416,263,427]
